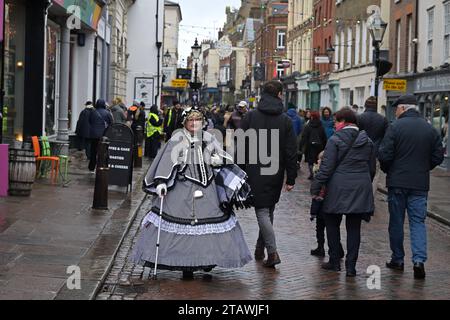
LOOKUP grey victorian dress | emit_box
[132,129,252,271]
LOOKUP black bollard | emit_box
[93,137,110,210]
[134,125,143,168]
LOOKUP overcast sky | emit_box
[173,0,242,67]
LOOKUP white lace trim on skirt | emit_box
[141,211,237,235]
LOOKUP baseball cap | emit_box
[238,101,248,108]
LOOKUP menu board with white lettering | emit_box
[104,124,134,190]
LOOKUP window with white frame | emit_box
[335,33,340,70]
[444,2,450,62]
[396,20,401,73]
[341,88,351,106]
[347,27,352,66]
[277,65,285,79]
[277,30,286,49]
[355,22,360,66]
[427,8,434,66]
[340,30,345,68]
[407,14,413,72]
[362,20,367,64]
[355,87,365,107]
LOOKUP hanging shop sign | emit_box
[171,79,189,88]
[52,0,103,31]
[383,79,407,92]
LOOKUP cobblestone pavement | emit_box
[96,170,450,300]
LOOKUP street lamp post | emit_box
[367,10,388,106]
[162,50,171,85]
[190,38,202,105]
[163,50,171,67]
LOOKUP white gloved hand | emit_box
[210,153,222,167]
[156,183,167,197]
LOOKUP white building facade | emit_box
[126,0,164,109]
[286,0,313,109]
[329,0,390,112]
[162,1,182,86]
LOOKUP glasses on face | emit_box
[187,118,203,122]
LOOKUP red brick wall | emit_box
[389,0,417,74]
[256,14,288,81]
[313,0,335,77]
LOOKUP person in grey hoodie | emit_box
[111,102,127,124]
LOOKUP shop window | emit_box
[2,0,26,143]
[45,21,60,136]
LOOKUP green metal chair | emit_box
[40,136,69,185]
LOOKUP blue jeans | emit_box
[388,188,428,264]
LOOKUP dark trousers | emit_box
[324,214,362,269]
[146,135,161,159]
[316,212,326,247]
[88,138,100,171]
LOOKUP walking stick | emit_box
[153,193,165,280]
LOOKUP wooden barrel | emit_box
[8,148,36,196]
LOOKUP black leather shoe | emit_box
[386,261,404,271]
[310,247,325,257]
[182,271,194,280]
[346,269,357,277]
[263,252,281,268]
[413,263,426,279]
[254,247,265,261]
[321,261,341,272]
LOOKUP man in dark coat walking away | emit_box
[299,111,328,180]
[88,99,113,172]
[378,94,444,279]
[357,96,389,196]
[240,80,298,268]
[75,101,94,160]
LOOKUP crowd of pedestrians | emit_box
[75,80,444,281]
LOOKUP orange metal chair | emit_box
[31,136,59,184]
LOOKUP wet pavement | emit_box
[96,168,450,300]
[0,151,150,300]
[2,149,450,300]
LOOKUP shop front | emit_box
[297,74,310,110]
[1,0,47,145]
[308,81,320,110]
[386,71,450,169]
[320,82,330,109]
[201,87,220,105]
[282,76,298,110]
[47,0,105,153]
[328,80,340,112]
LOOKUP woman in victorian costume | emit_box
[132,106,253,279]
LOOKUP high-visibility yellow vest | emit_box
[166,108,173,127]
[146,113,163,138]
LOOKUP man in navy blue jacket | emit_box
[378,94,444,279]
